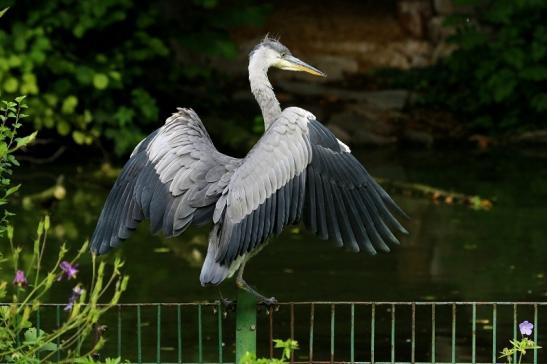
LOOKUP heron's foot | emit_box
[259,296,278,308]
[220,297,236,311]
[235,276,275,304]
[216,287,236,311]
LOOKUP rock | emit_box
[361,90,410,110]
[307,55,359,81]
[328,104,401,146]
[432,42,457,62]
[428,16,455,43]
[433,0,455,15]
[397,0,434,38]
[275,80,410,111]
[394,40,434,66]
[512,130,547,144]
[306,40,433,70]
[326,124,352,143]
[434,0,474,15]
[402,129,434,146]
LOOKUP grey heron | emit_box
[90,36,408,304]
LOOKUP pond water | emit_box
[6,146,547,362]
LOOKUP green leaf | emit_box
[62,95,79,114]
[0,143,8,160]
[3,78,19,93]
[194,0,218,8]
[105,358,122,364]
[14,95,26,103]
[531,94,547,111]
[0,7,8,18]
[489,69,517,102]
[57,120,71,136]
[72,130,86,144]
[5,184,20,197]
[24,327,38,343]
[40,341,58,352]
[131,89,158,121]
[13,131,38,150]
[109,71,122,81]
[520,66,547,81]
[93,73,109,90]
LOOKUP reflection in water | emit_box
[5,148,547,361]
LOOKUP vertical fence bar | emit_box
[49,300,547,364]
[218,302,223,364]
[56,305,61,363]
[371,303,375,364]
[432,304,436,364]
[492,304,497,364]
[309,303,314,364]
[330,304,335,364]
[391,304,395,364]
[411,303,416,364]
[269,308,274,358]
[198,304,203,363]
[513,304,517,364]
[177,304,182,364]
[235,290,257,364]
[452,304,456,364]
[156,304,161,364]
[472,303,476,364]
[137,304,142,364]
[350,304,355,364]
[290,303,295,363]
[534,304,538,364]
[117,305,122,358]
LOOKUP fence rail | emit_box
[4,301,545,364]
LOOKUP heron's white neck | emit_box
[248,54,281,130]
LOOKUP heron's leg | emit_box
[235,261,277,306]
[216,287,235,310]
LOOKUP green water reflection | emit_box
[8,147,547,303]
[4,147,547,362]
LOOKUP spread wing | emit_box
[90,108,241,255]
[200,107,407,285]
[304,119,408,254]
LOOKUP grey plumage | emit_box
[90,108,240,255]
[90,36,407,299]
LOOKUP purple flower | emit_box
[519,321,534,336]
[12,270,27,287]
[64,285,83,311]
[58,261,78,280]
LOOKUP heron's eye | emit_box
[280,52,286,57]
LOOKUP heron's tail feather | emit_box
[200,226,230,286]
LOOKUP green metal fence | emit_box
[10,300,546,364]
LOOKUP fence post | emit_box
[235,290,257,363]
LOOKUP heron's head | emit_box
[249,35,326,77]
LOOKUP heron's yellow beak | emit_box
[275,55,326,77]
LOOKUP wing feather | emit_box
[199,107,407,286]
[90,108,241,255]
[302,119,407,253]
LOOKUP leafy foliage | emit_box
[241,339,299,364]
[389,0,547,133]
[0,0,269,155]
[500,337,541,363]
[0,217,129,363]
[0,94,35,237]
[0,36,129,361]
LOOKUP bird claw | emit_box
[217,297,237,311]
[259,296,278,310]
